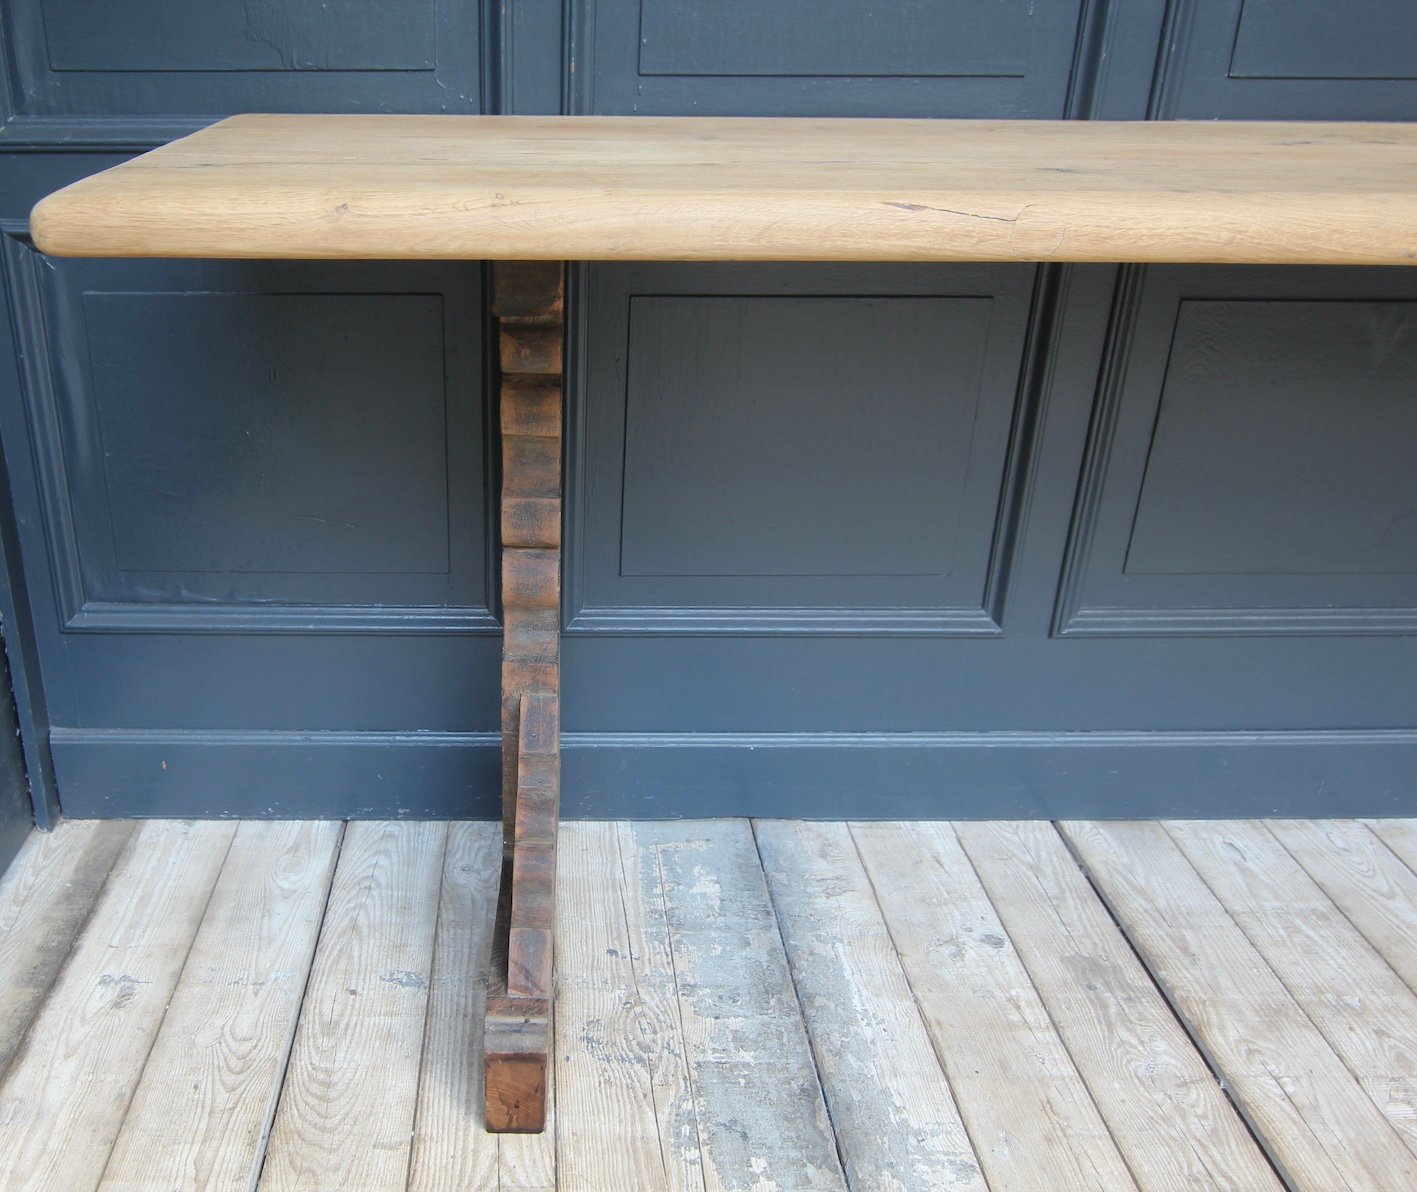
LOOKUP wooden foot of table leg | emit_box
[486,691,558,1131]
[485,1045,548,1133]
[485,262,563,1134]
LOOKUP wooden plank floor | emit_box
[2,819,1416,1190]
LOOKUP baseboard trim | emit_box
[49,726,1417,820]
[50,728,503,819]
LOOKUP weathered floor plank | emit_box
[1364,818,1417,885]
[260,821,446,1192]
[0,820,237,1192]
[4,815,1416,1190]
[955,820,1282,1191]
[407,820,555,1192]
[100,820,343,1192]
[406,820,501,1192]
[610,822,707,1192]
[1166,819,1417,1160]
[555,821,699,1192]
[1064,820,1417,1190]
[640,819,847,1192]
[853,821,1138,1192]
[755,819,985,1192]
[1271,819,1417,992]
[0,819,135,1080]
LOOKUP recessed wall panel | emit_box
[88,293,449,577]
[577,0,1085,116]
[637,0,1027,78]
[1059,268,1417,634]
[4,0,479,118]
[1156,0,1417,118]
[1229,0,1417,80]
[1126,300,1417,578]
[17,255,490,624]
[572,264,1035,632]
[620,295,989,580]
[41,1,435,72]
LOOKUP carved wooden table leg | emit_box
[484,262,564,1133]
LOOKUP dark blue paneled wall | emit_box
[1,1,1414,821]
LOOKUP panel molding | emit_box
[0,12,199,146]
[65,602,498,635]
[1147,0,1202,118]
[1053,263,1144,635]
[566,605,1002,636]
[0,116,201,151]
[1063,606,1417,638]
[566,263,1040,636]
[1064,0,1168,119]
[0,232,498,634]
[0,0,482,124]
[635,3,1028,77]
[1150,0,1417,119]
[487,0,566,115]
[569,0,1088,117]
[0,230,90,628]
[1055,266,1417,638]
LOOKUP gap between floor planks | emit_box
[2,818,1417,1190]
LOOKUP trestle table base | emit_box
[483,263,564,1133]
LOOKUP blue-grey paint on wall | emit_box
[0,0,1414,822]
[0,639,33,869]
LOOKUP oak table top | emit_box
[29,114,1417,266]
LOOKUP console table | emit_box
[30,114,1417,1133]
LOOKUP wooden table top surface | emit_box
[29,114,1417,265]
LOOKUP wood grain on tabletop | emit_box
[28,115,1417,265]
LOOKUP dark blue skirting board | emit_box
[49,727,1417,821]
